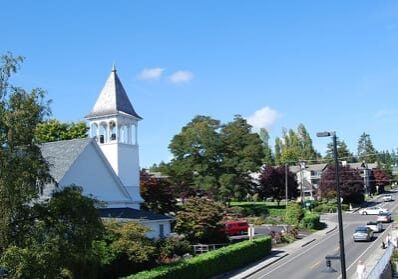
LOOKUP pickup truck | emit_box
[366,221,383,233]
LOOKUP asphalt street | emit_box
[244,192,398,279]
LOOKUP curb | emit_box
[326,225,337,234]
[237,253,289,279]
[301,238,316,247]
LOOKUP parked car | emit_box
[377,212,392,223]
[358,206,389,215]
[353,226,374,242]
[366,221,383,232]
[382,194,393,202]
[224,220,249,236]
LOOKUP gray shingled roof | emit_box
[40,138,92,183]
[86,67,142,119]
[98,207,173,221]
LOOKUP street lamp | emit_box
[317,131,347,279]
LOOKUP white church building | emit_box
[40,66,172,238]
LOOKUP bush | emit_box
[123,237,272,279]
[285,203,304,226]
[301,212,321,230]
[156,237,192,262]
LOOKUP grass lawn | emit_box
[230,201,287,218]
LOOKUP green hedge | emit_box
[123,237,272,279]
[301,212,321,229]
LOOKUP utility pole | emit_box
[317,131,347,279]
[285,164,288,208]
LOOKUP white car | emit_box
[382,194,393,202]
[366,221,383,232]
[358,206,389,215]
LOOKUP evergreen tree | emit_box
[35,119,88,143]
[357,132,378,163]
[219,115,264,201]
[324,137,355,163]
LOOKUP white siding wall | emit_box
[59,143,129,204]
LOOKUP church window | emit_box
[90,123,98,139]
[110,121,117,141]
[99,123,107,143]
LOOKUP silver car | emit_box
[366,221,383,233]
[353,226,374,242]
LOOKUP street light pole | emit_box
[317,131,347,279]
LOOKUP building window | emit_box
[159,224,164,238]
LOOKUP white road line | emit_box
[258,224,349,277]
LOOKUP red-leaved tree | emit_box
[140,170,177,214]
[257,165,298,205]
[372,168,391,193]
[319,165,364,204]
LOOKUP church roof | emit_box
[98,207,173,221]
[40,138,92,183]
[86,66,142,119]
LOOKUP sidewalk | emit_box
[216,218,337,279]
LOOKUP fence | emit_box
[366,243,394,279]
[192,243,228,255]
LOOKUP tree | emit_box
[219,115,264,201]
[167,115,223,196]
[0,186,105,278]
[257,165,298,205]
[140,170,177,214]
[319,165,364,204]
[274,124,320,165]
[35,119,88,143]
[357,132,378,163]
[372,168,391,193]
[174,197,227,244]
[0,53,52,250]
[259,128,274,165]
[324,137,355,163]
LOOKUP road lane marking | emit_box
[257,224,350,277]
[310,260,321,269]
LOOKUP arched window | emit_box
[120,125,128,143]
[110,121,117,141]
[90,123,98,139]
[99,123,107,143]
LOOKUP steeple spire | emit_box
[86,66,142,119]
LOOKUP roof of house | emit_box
[289,163,328,173]
[98,207,172,221]
[86,66,142,119]
[40,138,92,183]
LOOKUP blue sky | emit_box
[1,1,398,167]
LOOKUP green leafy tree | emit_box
[324,137,355,163]
[274,124,320,165]
[174,197,227,244]
[140,170,177,214]
[259,128,274,165]
[0,53,52,250]
[35,119,88,143]
[167,115,223,196]
[357,132,378,163]
[219,115,264,201]
[0,186,105,279]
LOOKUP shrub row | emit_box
[123,236,272,279]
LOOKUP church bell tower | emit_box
[85,65,143,205]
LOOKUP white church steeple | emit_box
[86,66,143,206]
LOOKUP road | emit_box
[245,192,398,279]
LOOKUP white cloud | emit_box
[169,70,193,83]
[246,106,280,132]
[137,67,165,80]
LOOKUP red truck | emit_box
[224,220,249,236]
